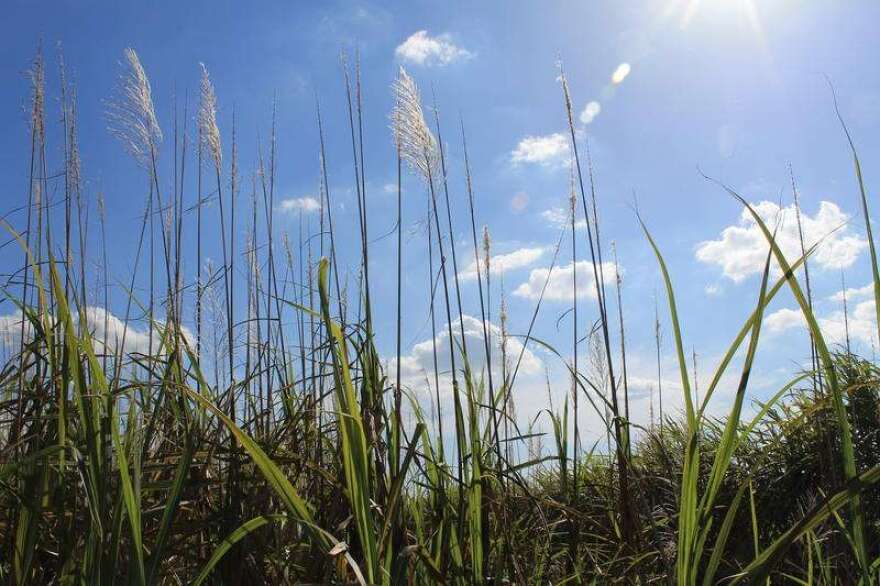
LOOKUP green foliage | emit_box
[1,46,880,586]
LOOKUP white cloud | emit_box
[696,201,867,282]
[394,30,472,67]
[828,282,874,302]
[580,101,601,124]
[821,299,879,346]
[611,62,632,84]
[511,133,570,167]
[510,192,529,213]
[0,307,193,356]
[765,296,879,347]
[459,247,547,281]
[704,284,723,296]
[764,307,805,334]
[0,311,34,350]
[541,207,587,231]
[514,260,618,301]
[279,196,321,213]
[397,314,543,387]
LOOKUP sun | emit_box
[664,0,765,36]
[657,0,770,59]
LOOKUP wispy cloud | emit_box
[541,207,587,230]
[696,200,867,282]
[395,30,472,67]
[511,133,569,167]
[279,196,321,213]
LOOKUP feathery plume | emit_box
[199,63,222,169]
[390,66,438,181]
[107,48,162,165]
[28,50,45,143]
[482,225,491,276]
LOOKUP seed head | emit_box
[29,50,45,144]
[107,48,162,166]
[199,63,222,170]
[482,225,491,275]
[390,66,438,183]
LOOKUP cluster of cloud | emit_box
[458,247,547,281]
[829,282,874,302]
[514,260,618,301]
[0,307,193,356]
[395,30,472,67]
[279,196,321,214]
[696,200,867,282]
[396,315,543,390]
[765,284,879,347]
[510,133,570,167]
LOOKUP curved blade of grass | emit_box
[832,85,880,347]
[193,514,286,586]
[718,184,868,572]
[317,256,378,582]
[733,464,880,583]
[379,422,424,560]
[180,383,322,541]
[637,215,699,584]
[702,481,748,586]
[694,238,774,566]
[146,433,194,583]
[110,392,145,586]
[698,242,816,416]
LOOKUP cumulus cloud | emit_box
[514,260,618,301]
[459,247,547,281]
[511,133,570,167]
[821,299,879,346]
[395,30,472,66]
[696,200,867,282]
[397,315,543,388]
[764,307,805,334]
[0,306,193,356]
[279,196,321,213]
[766,292,879,347]
[580,101,601,124]
[828,282,874,302]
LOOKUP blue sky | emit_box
[2,0,880,442]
